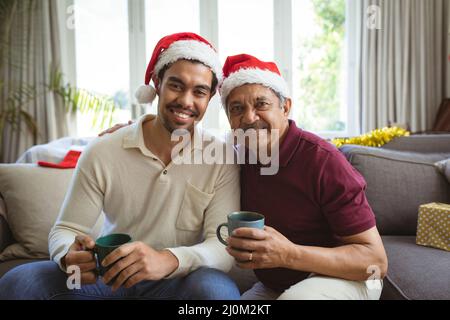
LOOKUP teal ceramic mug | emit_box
[91,233,132,280]
[216,211,265,245]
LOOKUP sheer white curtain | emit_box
[1,0,75,163]
[347,0,449,133]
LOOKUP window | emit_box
[216,0,274,132]
[145,0,200,59]
[72,0,351,138]
[291,0,347,137]
[218,0,274,62]
[142,0,200,115]
[74,0,130,137]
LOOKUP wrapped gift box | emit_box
[416,203,450,251]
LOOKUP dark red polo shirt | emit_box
[240,120,376,292]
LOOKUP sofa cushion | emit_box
[381,236,450,300]
[341,146,450,235]
[0,165,76,261]
[0,164,104,261]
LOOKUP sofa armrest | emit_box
[0,215,14,253]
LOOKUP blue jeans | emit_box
[0,261,240,300]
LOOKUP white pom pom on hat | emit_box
[135,85,157,105]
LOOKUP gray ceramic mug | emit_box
[216,211,265,245]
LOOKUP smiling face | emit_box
[155,60,215,134]
[226,83,291,151]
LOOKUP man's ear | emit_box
[283,98,292,117]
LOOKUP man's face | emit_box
[156,60,214,133]
[226,84,291,151]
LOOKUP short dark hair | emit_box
[157,59,218,93]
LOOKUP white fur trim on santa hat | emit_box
[135,84,157,104]
[220,68,290,107]
[154,40,223,82]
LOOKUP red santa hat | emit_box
[220,54,290,107]
[135,32,222,105]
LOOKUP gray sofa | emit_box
[0,134,449,299]
[340,134,450,300]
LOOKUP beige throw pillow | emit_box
[0,164,103,261]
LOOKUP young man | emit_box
[220,54,388,300]
[0,33,241,300]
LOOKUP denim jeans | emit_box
[0,261,240,300]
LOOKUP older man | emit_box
[220,54,387,300]
[0,33,241,300]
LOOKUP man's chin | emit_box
[166,120,196,134]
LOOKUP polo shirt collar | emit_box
[122,114,153,151]
[279,120,302,167]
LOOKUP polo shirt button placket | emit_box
[159,169,169,182]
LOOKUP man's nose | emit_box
[177,91,195,109]
[242,107,259,125]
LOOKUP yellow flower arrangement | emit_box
[331,127,410,148]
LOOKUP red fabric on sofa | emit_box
[38,150,82,169]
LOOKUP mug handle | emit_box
[216,223,229,246]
